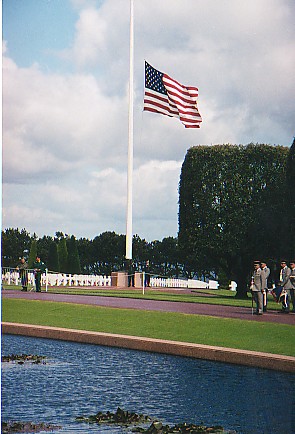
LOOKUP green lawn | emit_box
[2,298,295,357]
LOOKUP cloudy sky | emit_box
[2,0,295,245]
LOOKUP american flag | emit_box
[143,61,202,128]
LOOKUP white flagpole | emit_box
[126,0,134,260]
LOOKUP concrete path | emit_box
[2,289,295,325]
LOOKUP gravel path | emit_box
[2,289,295,325]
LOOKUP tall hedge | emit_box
[178,143,292,298]
[28,239,38,268]
[286,138,295,253]
[47,241,59,272]
[67,235,81,274]
[57,237,68,273]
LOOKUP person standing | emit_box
[144,260,151,287]
[289,260,295,313]
[251,261,266,315]
[279,260,292,313]
[261,261,270,312]
[127,259,135,287]
[16,257,28,291]
[32,256,46,292]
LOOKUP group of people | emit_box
[15,256,295,314]
[16,256,46,292]
[251,260,295,314]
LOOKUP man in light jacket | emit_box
[279,260,292,313]
[251,261,266,315]
[261,261,270,312]
[16,257,28,291]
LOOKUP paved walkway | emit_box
[2,289,295,325]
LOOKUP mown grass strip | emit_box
[2,299,294,357]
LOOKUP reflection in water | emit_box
[1,335,294,433]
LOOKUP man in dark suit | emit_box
[127,259,135,287]
[144,260,151,287]
[32,256,46,292]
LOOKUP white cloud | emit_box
[133,160,181,216]
[70,7,107,68]
[2,51,129,182]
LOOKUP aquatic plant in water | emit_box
[75,408,236,433]
[1,354,47,364]
[1,421,61,433]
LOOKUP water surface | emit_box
[1,335,294,433]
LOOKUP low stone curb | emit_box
[2,322,295,373]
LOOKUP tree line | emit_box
[1,229,182,278]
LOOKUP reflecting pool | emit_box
[1,334,294,433]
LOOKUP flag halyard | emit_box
[144,62,202,128]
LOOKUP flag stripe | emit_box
[144,90,179,116]
[143,62,202,128]
[164,75,199,99]
[144,104,178,118]
[144,99,179,118]
[144,91,202,124]
[167,89,199,107]
[167,102,201,119]
[167,94,202,116]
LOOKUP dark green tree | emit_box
[286,138,295,259]
[47,241,59,272]
[92,231,125,275]
[151,237,179,277]
[1,228,31,267]
[178,143,290,298]
[287,138,295,185]
[28,239,38,268]
[37,235,53,265]
[77,237,93,273]
[57,237,68,273]
[67,235,81,274]
[149,240,161,274]
[55,231,65,240]
[132,234,151,269]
